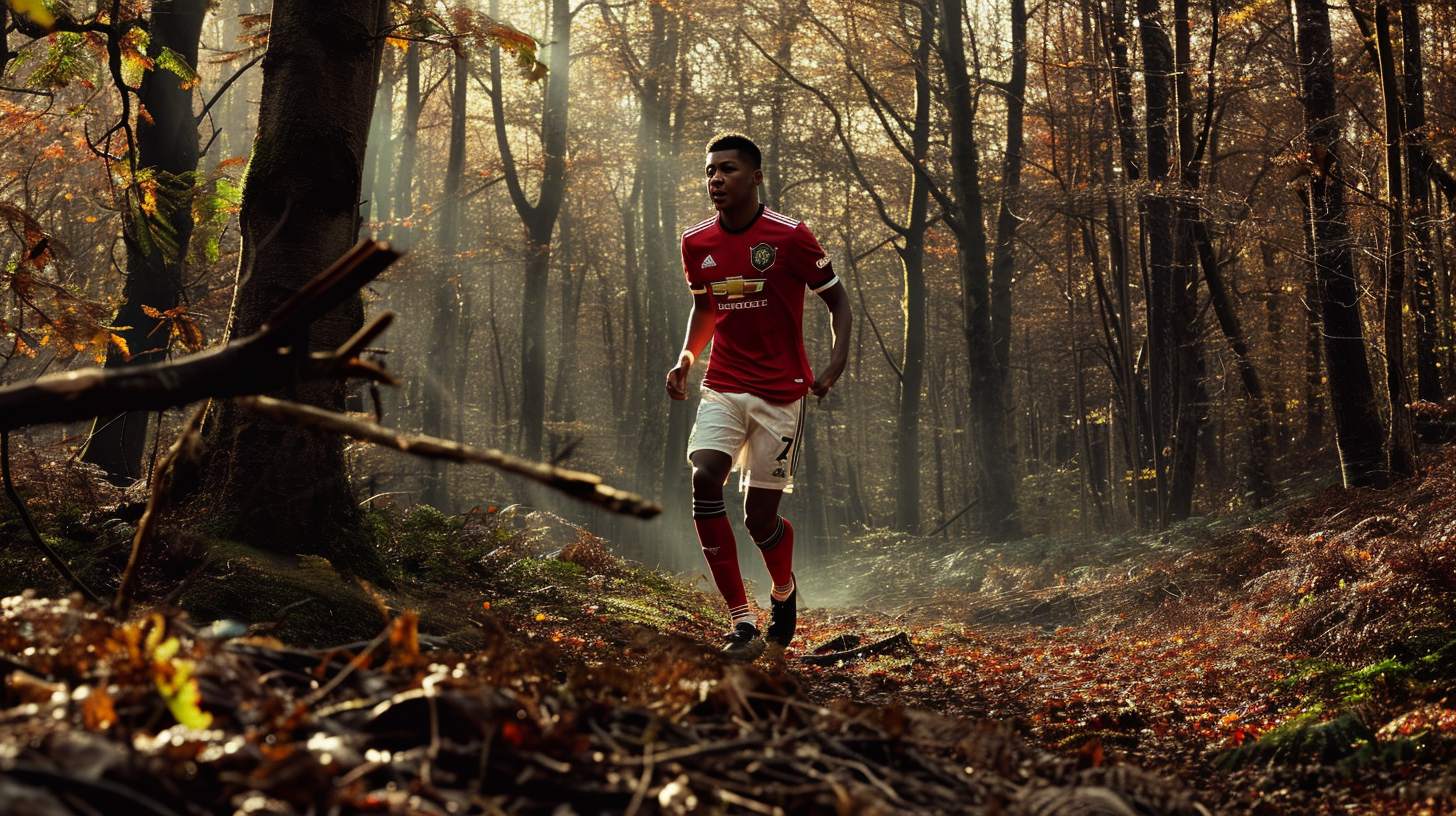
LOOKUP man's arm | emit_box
[665,292,716,401]
[811,281,852,398]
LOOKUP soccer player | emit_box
[665,133,852,662]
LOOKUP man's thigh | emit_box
[741,395,805,491]
[687,388,749,462]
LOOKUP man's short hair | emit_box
[706,133,762,168]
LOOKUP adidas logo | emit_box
[701,255,717,268]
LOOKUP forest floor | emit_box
[7,446,1456,813]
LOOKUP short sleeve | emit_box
[683,234,707,294]
[792,223,839,293]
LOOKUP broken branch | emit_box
[236,396,662,519]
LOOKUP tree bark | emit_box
[82,0,207,484]
[1375,3,1414,476]
[1293,0,1386,487]
[937,0,1020,540]
[392,44,421,249]
[491,0,569,462]
[1138,0,1198,523]
[194,0,391,576]
[421,52,470,509]
[1401,0,1442,407]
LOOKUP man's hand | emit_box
[665,352,694,400]
[809,374,839,400]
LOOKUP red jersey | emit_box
[682,205,839,403]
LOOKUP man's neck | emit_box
[719,202,763,233]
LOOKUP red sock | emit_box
[694,514,751,623]
[755,517,795,597]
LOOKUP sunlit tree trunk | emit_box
[1293,0,1385,487]
[83,0,207,484]
[1138,0,1198,524]
[196,0,391,575]
[1375,3,1414,476]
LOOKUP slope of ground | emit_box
[6,447,1456,813]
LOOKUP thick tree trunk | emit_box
[1138,0,1197,524]
[1293,0,1386,487]
[937,0,1020,540]
[196,0,390,575]
[83,0,207,484]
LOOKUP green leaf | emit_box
[155,46,199,89]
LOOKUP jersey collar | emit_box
[718,204,765,235]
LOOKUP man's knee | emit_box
[690,451,732,499]
[744,510,778,541]
[691,468,724,500]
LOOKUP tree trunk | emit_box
[492,0,569,462]
[392,44,421,249]
[360,61,395,237]
[1293,0,1386,487]
[422,52,470,510]
[937,0,1020,540]
[1376,3,1415,476]
[1138,0,1197,523]
[887,2,934,533]
[988,0,1026,499]
[195,0,391,576]
[1402,0,1442,408]
[83,0,207,484]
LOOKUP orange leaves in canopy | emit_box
[141,304,206,353]
[447,8,547,80]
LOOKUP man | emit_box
[665,133,852,662]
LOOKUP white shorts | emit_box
[688,388,806,493]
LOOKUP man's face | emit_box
[705,150,762,212]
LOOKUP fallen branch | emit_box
[800,631,914,667]
[0,240,401,432]
[237,396,663,519]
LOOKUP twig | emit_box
[0,432,100,603]
[300,628,391,707]
[113,404,206,618]
[237,396,662,519]
[624,741,654,816]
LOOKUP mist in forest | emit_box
[3,0,1455,602]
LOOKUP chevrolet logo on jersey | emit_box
[750,242,777,272]
[711,276,767,299]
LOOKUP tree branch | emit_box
[237,396,662,519]
[0,240,402,432]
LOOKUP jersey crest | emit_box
[750,242,776,272]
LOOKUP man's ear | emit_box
[752,167,764,187]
